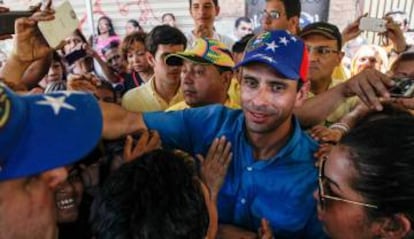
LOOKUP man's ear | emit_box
[146,52,155,68]
[215,6,220,17]
[294,80,310,108]
[375,214,412,239]
[220,71,233,89]
[287,16,300,35]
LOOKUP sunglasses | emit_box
[306,46,339,55]
[318,157,378,210]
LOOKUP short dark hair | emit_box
[127,19,143,32]
[145,25,187,56]
[101,40,120,56]
[266,0,301,19]
[120,32,147,61]
[162,13,176,21]
[90,149,209,239]
[189,0,218,7]
[234,17,252,28]
[341,116,414,222]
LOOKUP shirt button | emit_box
[240,198,246,204]
[246,167,253,171]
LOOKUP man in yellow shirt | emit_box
[165,38,239,111]
[122,25,187,112]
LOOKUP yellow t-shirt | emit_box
[166,97,240,111]
[122,76,183,112]
[228,78,241,106]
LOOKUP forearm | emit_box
[295,84,347,128]
[0,54,31,87]
[21,54,52,89]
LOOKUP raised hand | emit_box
[123,130,161,162]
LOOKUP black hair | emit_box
[97,16,117,36]
[127,19,143,31]
[101,40,120,56]
[189,0,218,7]
[90,149,209,239]
[266,0,301,19]
[340,115,414,222]
[234,17,252,28]
[232,33,255,53]
[162,13,176,21]
[97,80,117,103]
[145,25,187,56]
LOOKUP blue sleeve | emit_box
[143,105,236,154]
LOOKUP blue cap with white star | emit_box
[235,30,309,82]
[0,83,103,181]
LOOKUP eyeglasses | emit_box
[261,9,283,20]
[306,46,339,55]
[318,157,378,209]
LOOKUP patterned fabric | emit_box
[236,30,309,82]
[165,38,235,68]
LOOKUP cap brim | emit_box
[234,55,300,80]
[0,91,102,180]
[165,53,211,66]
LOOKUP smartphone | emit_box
[389,77,414,98]
[38,1,79,48]
[0,11,33,35]
[64,48,87,65]
[359,17,387,32]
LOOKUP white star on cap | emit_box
[36,96,76,115]
[291,36,297,42]
[265,41,279,52]
[279,37,289,46]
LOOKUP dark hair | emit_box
[127,19,143,32]
[232,33,255,53]
[51,51,67,81]
[97,80,117,103]
[90,149,209,239]
[145,25,187,56]
[189,0,218,7]
[101,40,120,56]
[97,16,117,36]
[120,32,147,61]
[390,52,414,73]
[266,0,301,19]
[234,17,252,28]
[162,13,176,21]
[340,116,414,222]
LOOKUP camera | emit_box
[64,49,88,66]
[0,11,33,35]
[389,77,414,98]
[359,17,387,32]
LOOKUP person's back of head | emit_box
[145,25,187,56]
[90,149,209,239]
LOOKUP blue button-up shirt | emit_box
[144,105,325,238]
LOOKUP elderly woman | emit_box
[350,44,389,76]
[316,116,414,239]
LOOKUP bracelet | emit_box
[393,44,411,54]
[329,122,350,134]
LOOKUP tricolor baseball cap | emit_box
[0,83,103,181]
[165,38,235,68]
[235,30,309,82]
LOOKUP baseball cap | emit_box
[299,22,342,50]
[0,83,103,181]
[235,30,309,82]
[165,38,235,68]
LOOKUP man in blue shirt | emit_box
[101,30,325,238]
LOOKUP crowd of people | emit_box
[1,0,414,238]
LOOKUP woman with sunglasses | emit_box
[316,115,414,239]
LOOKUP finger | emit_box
[134,131,150,154]
[196,154,205,164]
[123,135,133,162]
[207,138,219,160]
[222,143,232,166]
[147,131,161,149]
[0,35,12,41]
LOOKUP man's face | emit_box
[148,44,184,85]
[47,61,64,83]
[0,168,68,239]
[235,21,253,40]
[190,0,219,28]
[304,34,342,86]
[181,61,227,107]
[392,59,414,78]
[104,48,123,73]
[241,63,305,135]
[262,0,297,33]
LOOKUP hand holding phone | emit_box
[359,17,386,32]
